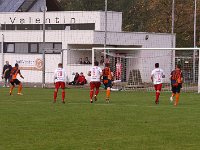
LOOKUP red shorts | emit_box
[90,82,101,90]
[154,84,162,91]
[116,72,121,80]
[55,82,65,89]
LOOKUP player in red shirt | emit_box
[54,63,67,103]
[9,63,24,95]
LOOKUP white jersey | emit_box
[90,66,102,82]
[151,68,164,85]
[116,63,122,70]
[54,68,67,83]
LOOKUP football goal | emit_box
[92,47,200,93]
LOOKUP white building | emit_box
[0,0,175,85]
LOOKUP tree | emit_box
[125,0,198,47]
[58,0,200,47]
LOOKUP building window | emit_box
[70,23,95,30]
[53,43,62,50]
[4,43,15,53]
[16,24,41,30]
[29,43,38,53]
[45,25,65,30]
[1,25,15,30]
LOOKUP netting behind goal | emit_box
[92,48,200,93]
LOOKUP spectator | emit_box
[78,58,83,64]
[83,57,91,64]
[76,72,87,85]
[69,72,79,85]
[100,56,104,65]
[94,57,99,64]
[2,61,12,87]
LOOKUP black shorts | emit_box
[4,75,11,80]
[103,76,112,89]
[172,83,182,93]
[10,79,21,86]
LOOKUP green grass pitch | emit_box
[0,87,200,150]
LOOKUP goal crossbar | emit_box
[92,47,200,50]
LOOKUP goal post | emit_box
[199,48,200,93]
[92,47,200,93]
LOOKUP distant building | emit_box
[0,0,175,83]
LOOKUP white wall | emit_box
[2,53,43,83]
[0,30,94,48]
[94,32,175,47]
[0,11,122,32]
[0,30,175,50]
[0,53,62,83]
[0,52,92,84]
[44,54,62,83]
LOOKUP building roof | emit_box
[19,0,39,12]
[0,0,25,12]
[0,0,61,12]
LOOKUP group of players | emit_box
[2,60,113,103]
[2,60,183,106]
[54,61,113,103]
[55,61,183,106]
[151,63,183,106]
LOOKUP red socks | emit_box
[54,91,57,102]
[54,91,65,102]
[90,89,94,100]
[62,91,65,101]
[95,89,99,96]
[156,92,160,102]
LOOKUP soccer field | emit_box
[0,88,200,150]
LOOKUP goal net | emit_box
[92,47,200,93]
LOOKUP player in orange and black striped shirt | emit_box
[102,63,113,103]
[170,64,183,106]
[9,63,24,95]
